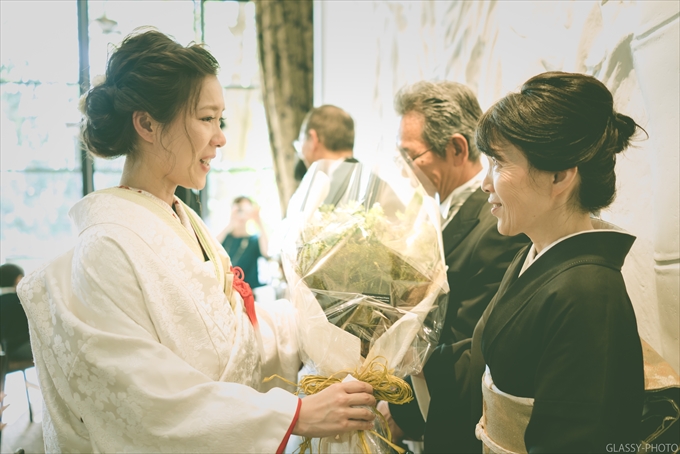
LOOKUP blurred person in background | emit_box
[293,104,355,168]
[217,196,269,293]
[277,104,358,300]
[0,263,31,361]
[287,104,357,217]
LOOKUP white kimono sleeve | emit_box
[256,299,301,394]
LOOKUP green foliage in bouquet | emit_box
[295,195,443,356]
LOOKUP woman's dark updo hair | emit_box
[81,29,219,159]
[476,71,644,213]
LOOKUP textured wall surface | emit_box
[316,0,679,371]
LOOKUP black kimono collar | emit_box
[481,229,636,354]
[528,229,635,274]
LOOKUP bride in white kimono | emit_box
[18,30,375,453]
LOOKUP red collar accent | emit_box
[231,266,257,327]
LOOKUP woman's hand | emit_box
[293,381,376,438]
[250,205,262,225]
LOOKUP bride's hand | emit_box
[293,381,376,438]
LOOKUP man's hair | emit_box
[0,263,24,287]
[394,81,482,161]
[302,105,354,152]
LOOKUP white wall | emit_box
[316,0,680,372]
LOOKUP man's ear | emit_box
[308,129,319,148]
[445,133,469,165]
[308,129,323,161]
[552,167,579,198]
[132,111,157,144]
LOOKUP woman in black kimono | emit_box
[469,72,645,452]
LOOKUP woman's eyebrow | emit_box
[197,104,224,112]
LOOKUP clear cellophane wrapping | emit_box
[282,156,449,453]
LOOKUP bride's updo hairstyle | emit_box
[476,71,644,213]
[81,30,219,159]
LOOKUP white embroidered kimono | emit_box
[18,188,301,453]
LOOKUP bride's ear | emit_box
[132,111,157,144]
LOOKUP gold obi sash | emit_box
[475,367,533,454]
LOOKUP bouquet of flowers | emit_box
[282,156,449,453]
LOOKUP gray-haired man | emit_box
[379,81,528,453]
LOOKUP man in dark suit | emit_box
[378,81,528,453]
[0,263,32,361]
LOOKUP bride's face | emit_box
[159,75,226,190]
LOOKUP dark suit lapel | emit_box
[442,188,487,257]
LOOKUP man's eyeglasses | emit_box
[293,139,303,155]
[293,132,308,156]
[399,147,432,164]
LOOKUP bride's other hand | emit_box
[293,381,376,438]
